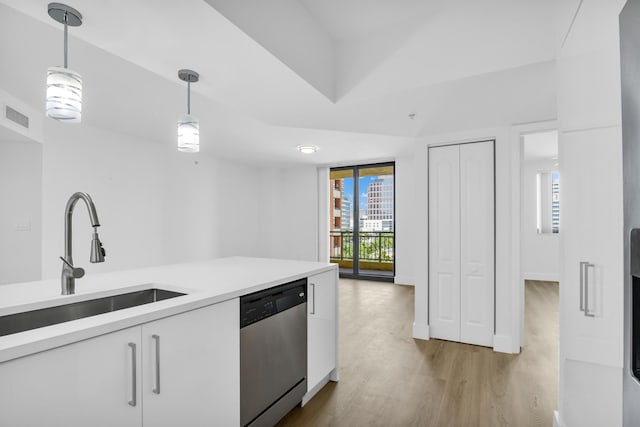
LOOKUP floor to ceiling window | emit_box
[329,162,395,281]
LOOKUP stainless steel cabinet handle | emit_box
[152,334,161,394]
[580,261,596,317]
[579,261,587,312]
[128,342,137,407]
[310,283,316,315]
[584,262,595,317]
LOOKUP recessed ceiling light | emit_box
[297,145,318,154]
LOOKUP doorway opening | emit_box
[329,162,395,282]
[520,130,560,346]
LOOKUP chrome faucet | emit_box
[60,192,106,295]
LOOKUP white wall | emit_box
[521,158,559,281]
[394,155,415,285]
[0,139,41,284]
[40,120,264,280]
[258,166,319,262]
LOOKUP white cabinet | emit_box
[555,1,626,426]
[428,141,494,347]
[561,128,623,367]
[557,0,623,132]
[306,269,338,398]
[558,128,623,427]
[142,299,239,427]
[0,300,239,427]
[0,326,142,427]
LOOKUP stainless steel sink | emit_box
[0,288,186,337]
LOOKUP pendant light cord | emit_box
[63,11,68,68]
[187,81,191,115]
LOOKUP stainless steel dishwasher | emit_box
[240,278,307,427]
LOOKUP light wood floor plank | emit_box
[278,279,558,427]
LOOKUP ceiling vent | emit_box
[5,105,29,129]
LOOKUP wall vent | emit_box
[5,105,29,129]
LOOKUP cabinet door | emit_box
[428,144,461,341]
[141,299,239,427]
[561,127,623,367]
[307,269,338,391]
[560,128,623,426]
[0,327,142,427]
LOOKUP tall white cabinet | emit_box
[555,1,625,426]
[428,140,495,347]
[559,128,623,427]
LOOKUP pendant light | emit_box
[177,69,200,153]
[46,3,83,123]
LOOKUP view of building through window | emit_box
[329,163,394,280]
[536,171,560,234]
[551,172,560,234]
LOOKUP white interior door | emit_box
[459,141,494,346]
[429,144,461,341]
[429,141,494,346]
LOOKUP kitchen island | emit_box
[0,257,339,427]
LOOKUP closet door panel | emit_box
[459,141,494,346]
[428,145,461,341]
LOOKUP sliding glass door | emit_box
[329,162,394,281]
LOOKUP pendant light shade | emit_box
[46,3,83,123]
[177,114,199,153]
[46,66,82,122]
[177,69,200,153]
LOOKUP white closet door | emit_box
[429,144,461,341]
[459,141,494,346]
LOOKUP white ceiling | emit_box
[299,0,444,42]
[0,0,557,166]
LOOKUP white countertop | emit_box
[0,256,336,363]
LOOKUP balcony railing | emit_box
[330,230,394,271]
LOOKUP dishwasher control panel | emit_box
[240,278,307,328]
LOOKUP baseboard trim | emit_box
[394,276,415,286]
[553,410,562,427]
[413,322,430,340]
[522,272,559,282]
[493,334,518,354]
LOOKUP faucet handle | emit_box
[72,267,85,279]
[60,256,85,279]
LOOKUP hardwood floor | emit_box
[278,279,559,427]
